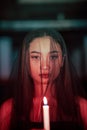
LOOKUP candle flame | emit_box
[43,96,48,105]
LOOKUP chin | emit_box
[41,79,50,85]
[42,82,49,85]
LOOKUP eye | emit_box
[50,55,58,60]
[31,55,41,60]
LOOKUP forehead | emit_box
[29,36,62,52]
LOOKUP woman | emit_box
[0,29,87,130]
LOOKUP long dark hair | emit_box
[10,28,86,130]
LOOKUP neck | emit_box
[34,82,56,98]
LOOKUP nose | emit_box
[41,57,49,70]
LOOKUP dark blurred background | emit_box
[0,0,87,104]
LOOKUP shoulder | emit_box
[77,96,87,129]
[0,98,13,130]
[78,96,87,114]
[0,98,13,118]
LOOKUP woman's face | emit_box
[29,36,64,85]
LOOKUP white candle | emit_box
[43,97,50,130]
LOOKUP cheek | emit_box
[51,60,63,79]
[30,62,40,78]
[54,65,61,78]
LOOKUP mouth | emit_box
[39,74,50,78]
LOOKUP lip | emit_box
[39,74,50,78]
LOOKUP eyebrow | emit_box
[30,51,41,54]
[30,50,59,54]
[50,51,59,53]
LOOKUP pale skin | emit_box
[0,36,87,130]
